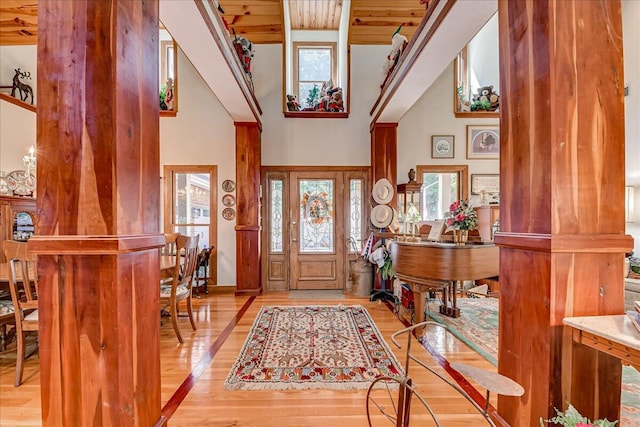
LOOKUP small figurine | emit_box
[11,68,34,105]
[165,78,174,110]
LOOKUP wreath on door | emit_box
[301,192,332,225]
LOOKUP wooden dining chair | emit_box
[193,245,215,296]
[1,241,29,352]
[160,234,199,343]
[5,248,39,387]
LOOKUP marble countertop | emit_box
[563,315,640,351]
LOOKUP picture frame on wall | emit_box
[471,174,500,195]
[431,135,455,159]
[467,125,500,159]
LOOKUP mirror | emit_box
[159,26,178,115]
[415,165,468,221]
[454,14,499,117]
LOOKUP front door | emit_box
[262,168,368,291]
[290,171,344,290]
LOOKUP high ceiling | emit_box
[0,0,428,46]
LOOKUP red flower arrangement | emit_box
[444,199,478,231]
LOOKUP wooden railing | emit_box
[0,91,37,113]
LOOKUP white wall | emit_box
[0,45,239,285]
[0,45,37,173]
[256,44,385,166]
[398,61,499,206]
[160,48,236,285]
[623,0,640,186]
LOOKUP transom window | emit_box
[293,42,337,109]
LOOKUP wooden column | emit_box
[370,123,398,196]
[30,1,165,426]
[496,0,632,424]
[235,122,262,295]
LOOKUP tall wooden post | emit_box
[235,122,262,295]
[31,1,165,425]
[370,123,398,196]
[496,0,632,424]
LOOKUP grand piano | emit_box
[389,240,499,321]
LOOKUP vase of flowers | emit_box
[445,199,478,246]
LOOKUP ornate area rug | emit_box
[426,297,640,426]
[224,305,403,390]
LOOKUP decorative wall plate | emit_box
[222,194,235,207]
[222,179,235,192]
[7,170,35,196]
[222,207,236,221]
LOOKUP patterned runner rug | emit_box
[224,305,404,390]
[426,297,640,426]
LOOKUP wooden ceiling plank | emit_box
[320,0,328,30]
[219,2,282,16]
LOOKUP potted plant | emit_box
[540,404,618,426]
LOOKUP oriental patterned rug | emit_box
[425,297,640,427]
[224,305,403,390]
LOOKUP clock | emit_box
[431,135,455,158]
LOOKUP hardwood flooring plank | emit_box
[0,290,498,426]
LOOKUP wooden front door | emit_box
[261,168,368,291]
[289,171,344,290]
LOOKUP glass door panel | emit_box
[299,179,334,253]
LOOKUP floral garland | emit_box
[301,192,332,225]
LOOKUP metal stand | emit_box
[369,230,397,304]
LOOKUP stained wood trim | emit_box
[494,232,634,253]
[369,0,450,117]
[0,92,37,112]
[416,164,469,200]
[284,111,349,118]
[27,234,165,254]
[196,1,263,121]
[160,110,177,117]
[161,296,256,420]
[261,166,369,172]
[235,225,260,231]
[573,328,640,370]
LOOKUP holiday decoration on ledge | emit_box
[301,191,332,225]
[286,94,300,111]
[299,79,344,112]
[381,26,409,88]
[231,30,255,91]
[470,85,500,111]
[11,68,34,105]
[160,77,174,111]
[445,199,478,246]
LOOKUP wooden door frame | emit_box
[260,166,370,292]
[163,164,218,286]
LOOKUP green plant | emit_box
[159,83,168,110]
[471,99,491,111]
[377,257,395,281]
[540,404,618,427]
[305,84,319,109]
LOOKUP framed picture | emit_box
[431,135,455,159]
[467,125,500,159]
[471,174,500,195]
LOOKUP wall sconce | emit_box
[626,186,635,222]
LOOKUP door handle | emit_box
[291,238,297,242]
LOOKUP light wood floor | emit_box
[0,288,500,426]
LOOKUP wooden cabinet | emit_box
[474,205,499,242]
[0,196,37,262]
[397,181,422,214]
